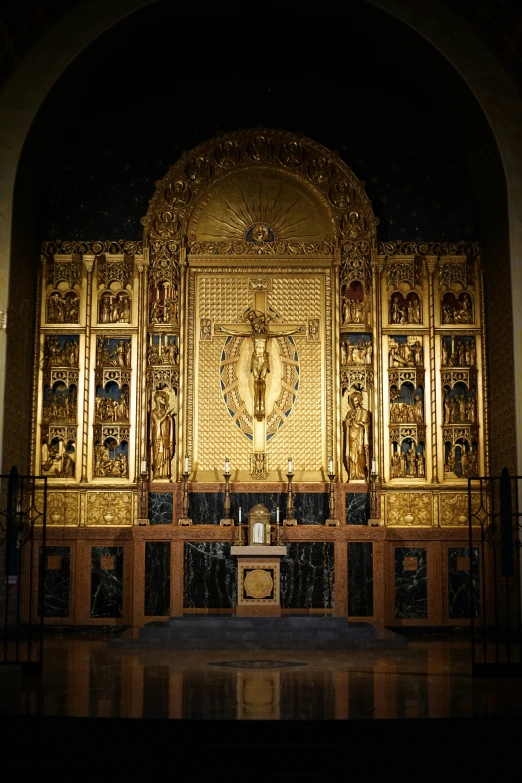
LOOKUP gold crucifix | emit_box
[214,285,306,452]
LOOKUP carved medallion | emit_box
[244,568,274,599]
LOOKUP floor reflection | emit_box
[2,636,522,720]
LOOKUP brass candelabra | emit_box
[284,469,297,525]
[220,469,234,526]
[325,471,340,526]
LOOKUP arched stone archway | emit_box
[1,0,521,473]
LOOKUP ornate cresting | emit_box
[35,129,486,532]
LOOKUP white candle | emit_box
[288,458,293,473]
[329,458,334,474]
[141,458,147,475]
[372,460,376,474]
[239,507,241,522]
[225,458,230,474]
[276,508,280,523]
[184,454,189,473]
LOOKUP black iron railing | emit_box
[469,469,522,676]
[1,466,47,674]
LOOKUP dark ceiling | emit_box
[6,0,511,246]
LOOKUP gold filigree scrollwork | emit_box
[377,241,480,258]
[386,492,432,526]
[438,257,475,290]
[439,492,483,526]
[86,492,133,526]
[42,240,143,257]
[45,257,82,289]
[250,453,269,480]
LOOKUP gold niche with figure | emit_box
[35,128,486,529]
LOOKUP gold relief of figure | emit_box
[441,292,473,324]
[47,291,79,323]
[279,140,305,168]
[98,290,131,324]
[442,387,476,424]
[44,337,79,368]
[341,211,364,239]
[42,384,77,424]
[96,337,131,369]
[149,284,179,325]
[217,311,302,422]
[186,155,211,184]
[150,390,176,480]
[94,442,128,478]
[341,281,366,324]
[328,181,355,210]
[214,140,241,168]
[147,336,178,366]
[341,337,372,366]
[390,292,421,325]
[153,210,181,239]
[343,391,370,481]
[200,318,212,341]
[388,338,423,368]
[441,336,476,367]
[308,156,332,185]
[247,134,273,162]
[94,387,129,424]
[164,180,192,208]
[41,437,76,478]
[308,318,320,341]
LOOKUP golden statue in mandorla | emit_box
[217,310,302,421]
[343,391,371,481]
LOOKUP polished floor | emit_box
[2,631,522,720]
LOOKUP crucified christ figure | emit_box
[217,310,303,421]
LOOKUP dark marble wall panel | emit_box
[394,547,427,620]
[38,546,70,617]
[148,493,173,525]
[183,542,236,609]
[145,542,170,616]
[345,493,370,526]
[91,546,123,618]
[448,547,480,619]
[348,542,373,616]
[189,492,329,525]
[281,543,334,609]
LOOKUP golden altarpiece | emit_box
[31,129,488,626]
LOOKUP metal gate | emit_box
[469,469,522,676]
[1,466,47,674]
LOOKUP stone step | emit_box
[107,616,408,650]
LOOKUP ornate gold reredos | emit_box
[141,129,378,253]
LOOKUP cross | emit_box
[214,286,306,453]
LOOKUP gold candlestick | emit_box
[284,468,297,526]
[220,468,234,526]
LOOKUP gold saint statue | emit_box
[343,391,371,481]
[217,310,302,421]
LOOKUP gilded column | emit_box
[135,250,149,482]
[178,241,188,477]
[332,242,341,474]
[426,256,439,483]
[478,256,489,475]
[372,246,384,484]
[80,257,94,483]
